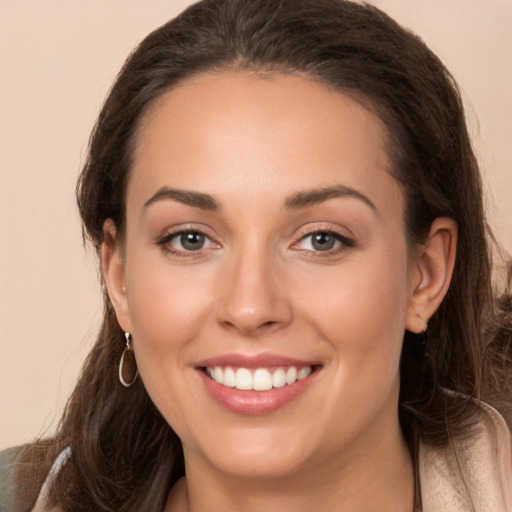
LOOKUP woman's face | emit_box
[109,72,423,479]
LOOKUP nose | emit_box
[216,245,293,336]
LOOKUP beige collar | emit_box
[419,401,512,512]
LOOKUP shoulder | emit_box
[419,401,512,512]
[30,448,70,512]
[0,445,32,512]
[0,443,67,512]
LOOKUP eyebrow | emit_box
[143,184,376,214]
[284,185,377,213]
[143,187,220,211]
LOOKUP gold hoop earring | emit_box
[119,332,139,388]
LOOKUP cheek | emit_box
[301,254,410,438]
[122,255,214,432]
[121,250,217,411]
[304,251,410,377]
[125,253,212,347]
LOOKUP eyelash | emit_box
[155,228,355,258]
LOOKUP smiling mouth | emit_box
[203,365,317,391]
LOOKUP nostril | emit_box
[220,318,278,334]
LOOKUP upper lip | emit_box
[196,352,321,369]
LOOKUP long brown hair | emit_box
[20,0,511,510]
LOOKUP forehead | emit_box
[128,71,402,215]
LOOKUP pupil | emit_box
[181,232,204,250]
[312,233,335,251]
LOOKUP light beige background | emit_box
[1,0,511,451]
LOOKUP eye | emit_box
[156,230,218,255]
[305,232,337,251]
[293,230,354,253]
[174,231,206,251]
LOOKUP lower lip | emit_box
[198,369,317,415]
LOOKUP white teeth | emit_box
[235,368,253,390]
[253,369,273,391]
[272,368,287,388]
[205,365,313,390]
[297,366,312,380]
[286,366,297,385]
[223,367,236,387]
[214,366,223,383]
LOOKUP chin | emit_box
[185,423,318,479]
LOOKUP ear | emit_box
[405,217,458,333]
[101,219,132,333]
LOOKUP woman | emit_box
[2,0,511,510]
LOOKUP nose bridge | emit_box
[217,236,291,334]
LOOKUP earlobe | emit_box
[101,219,132,332]
[406,217,458,333]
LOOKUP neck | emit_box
[166,423,415,512]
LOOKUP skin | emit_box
[102,72,457,512]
